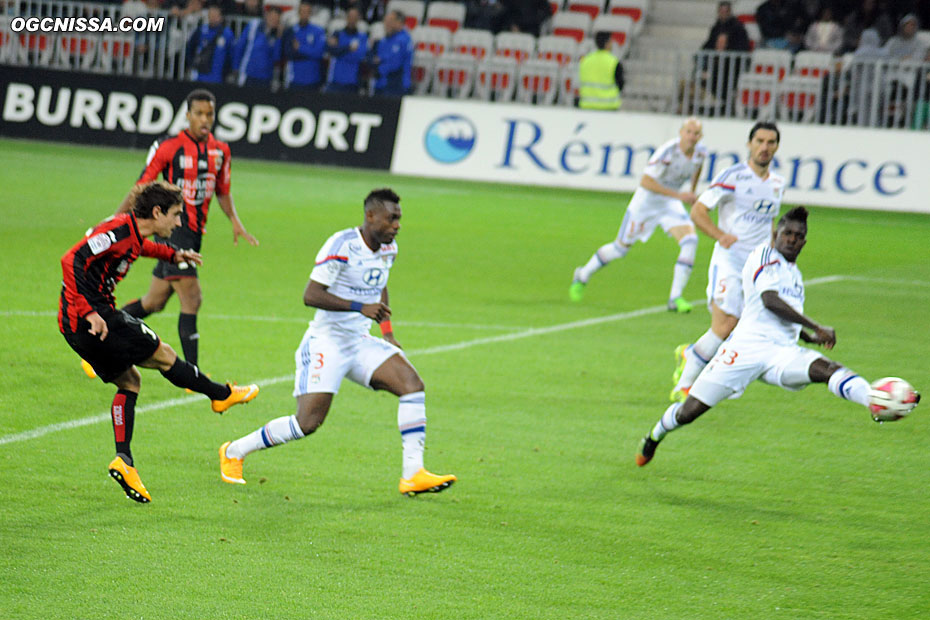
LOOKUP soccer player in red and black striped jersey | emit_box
[115,88,258,369]
[61,181,260,504]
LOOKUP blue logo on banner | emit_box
[424,115,476,164]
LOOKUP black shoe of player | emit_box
[636,436,660,467]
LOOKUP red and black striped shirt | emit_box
[138,130,232,235]
[59,213,177,335]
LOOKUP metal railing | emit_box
[3,1,930,129]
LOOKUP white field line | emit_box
[0,273,917,447]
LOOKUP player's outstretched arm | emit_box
[217,194,259,246]
[303,279,391,323]
[760,291,835,349]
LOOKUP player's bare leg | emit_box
[106,366,151,503]
[671,302,738,401]
[370,355,456,496]
[125,276,174,317]
[171,276,203,367]
[637,395,713,467]
[667,225,698,313]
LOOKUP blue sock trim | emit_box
[690,345,710,364]
[400,426,426,436]
[260,426,273,447]
[837,374,859,400]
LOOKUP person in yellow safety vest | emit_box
[578,31,625,110]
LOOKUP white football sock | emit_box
[676,330,724,390]
[669,234,698,301]
[651,402,683,441]
[828,368,870,407]
[226,415,305,459]
[398,391,427,479]
[578,241,628,283]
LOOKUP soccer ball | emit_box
[868,377,920,422]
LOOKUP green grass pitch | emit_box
[0,138,928,619]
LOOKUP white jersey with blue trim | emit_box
[307,227,397,336]
[641,137,708,192]
[731,242,804,346]
[697,162,785,268]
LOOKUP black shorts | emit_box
[62,310,161,382]
[152,227,202,280]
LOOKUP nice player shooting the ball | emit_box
[219,188,456,496]
[636,206,921,467]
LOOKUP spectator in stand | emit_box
[234,0,263,18]
[882,13,925,61]
[839,0,894,54]
[804,7,843,54]
[233,5,283,87]
[499,0,549,38]
[168,0,204,19]
[361,0,387,24]
[187,3,234,83]
[465,0,504,32]
[326,7,368,93]
[283,0,327,90]
[701,1,752,53]
[578,32,624,110]
[371,9,413,96]
[756,0,803,50]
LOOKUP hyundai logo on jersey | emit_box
[753,199,776,214]
[424,115,476,164]
[363,268,385,286]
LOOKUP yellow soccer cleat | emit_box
[211,383,259,414]
[81,359,98,379]
[219,441,246,485]
[108,456,151,503]
[399,468,457,497]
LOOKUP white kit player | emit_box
[218,188,456,496]
[636,207,920,466]
[570,117,706,313]
[670,121,785,402]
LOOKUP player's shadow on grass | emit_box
[649,488,803,522]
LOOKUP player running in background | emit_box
[670,121,785,401]
[59,182,259,503]
[570,117,706,312]
[636,207,920,466]
[104,88,258,374]
[219,188,456,496]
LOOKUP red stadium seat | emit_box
[516,58,560,105]
[425,1,466,33]
[475,55,517,101]
[551,12,591,43]
[566,0,603,21]
[452,28,493,60]
[494,31,536,63]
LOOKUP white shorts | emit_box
[616,191,690,246]
[293,328,403,396]
[689,337,824,407]
[706,255,744,317]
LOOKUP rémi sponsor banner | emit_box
[391,97,929,213]
[1,67,399,169]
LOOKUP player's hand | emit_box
[811,325,836,349]
[232,223,259,246]
[175,249,203,267]
[362,302,391,323]
[383,332,401,349]
[86,312,108,341]
[718,233,738,248]
[679,191,698,205]
[292,38,300,50]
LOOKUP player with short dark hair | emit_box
[108,88,258,377]
[636,207,920,466]
[61,181,259,503]
[219,188,457,496]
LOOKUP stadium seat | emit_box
[751,48,791,81]
[425,1,466,34]
[733,0,762,24]
[452,28,493,60]
[412,25,451,56]
[387,0,425,30]
[551,11,591,43]
[549,1,564,15]
[792,51,833,78]
[19,33,53,66]
[412,49,436,94]
[745,22,761,50]
[592,14,634,51]
[432,51,477,97]
[566,0,603,21]
[537,34,579,65]
[777,74,822,123]
[369,21,385,45]
[475,55,517,101]
[494,31,536,63]
[578,37,596,57]
[97,35,134,74]
[736,73,777,119]
[56,35,98,71]
[558,60,580,105]
[607,0,648,35]
[516,58,560,105]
